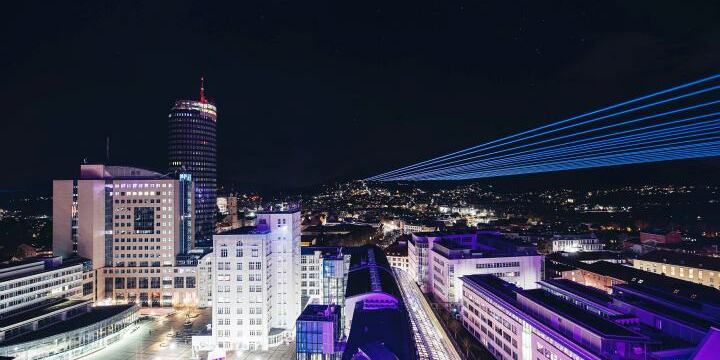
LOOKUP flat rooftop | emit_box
[298,304,341,322]
[519,289,645,339]
[461,274,520,306]
[539,278,613,305]
[638,250,720,272]
[463,275,644,339]
[216,226,270,235]
[432,239,533,259]
[577,261,720,307]
[0,257,87,282]
[255,207,300,214]
[0,299,89,328]
[613,291,720,331]
[551,233,598,240]
[2,305,136,346]
[300,246,345,257]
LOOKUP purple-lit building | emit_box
[296,304,342,359]
[462,274,720,360]
[342,245,417,360]
[461,275,653,360]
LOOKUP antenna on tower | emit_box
[106,136,111,164]
[200,76,207,103]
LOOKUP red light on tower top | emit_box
[200,76,207,104]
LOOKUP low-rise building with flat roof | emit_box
[461,275,653,360]
[634,250,720,289]
[296,304,342,360]
[550,233,604,253]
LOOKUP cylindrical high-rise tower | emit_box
[168,78,217,244]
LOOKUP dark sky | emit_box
[1,1,719,191]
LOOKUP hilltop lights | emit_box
[368,74,720,181]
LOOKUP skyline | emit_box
[2,1,720,190]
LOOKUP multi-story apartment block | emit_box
[210,207,301,351]
[53,164,194,311]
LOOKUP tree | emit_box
[448,319,461,339]
[461,336,473,359]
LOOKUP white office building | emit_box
[550,234,603,253]
[53,164,195,311]
[409,230,542,307]
[210,207,301,351]
[429,239,542,306]
[0,257,86,318]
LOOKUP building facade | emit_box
[385,239,409,272]
[550,234,604,253]
[429,239,543,307]
[0,258,140,360]
[633,250,720,289]
[409,231,542,306]
[168,80,218,243]
[461,275,652,360]
[0,257,87,319]
[296,305,342,360]
[210,207,301,351]
[639,230,682,244]
[300,247,348,310]
[53,164,195,310]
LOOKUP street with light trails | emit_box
[394,268,463,360]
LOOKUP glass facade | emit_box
[296,306,341,360]
[168,100,217,243]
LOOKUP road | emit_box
[394,268,463,360]
[83,308,295,360]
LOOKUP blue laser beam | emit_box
[369,76,720,180]
[391,117,720,180]
[372,106,720,180]
[439,147,720,180]
[375,112,720,180]
[412,146,720,180]
[394,117,720,179]
[372,101,720,181]
[403,141,720,180]
[409,132,720,180]
[438,148,720,180]
[399,119,720,180]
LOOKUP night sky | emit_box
[2,1,719,191]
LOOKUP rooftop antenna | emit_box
[200,76,207,104]
[106,136,111,164]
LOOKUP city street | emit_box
[83,309,211,360]
[82,308,296,360]
[394,268,463,360]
